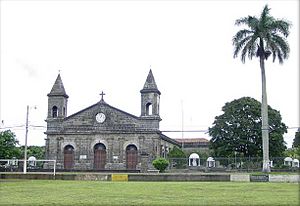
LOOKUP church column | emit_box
[56,137,63,161]
[138,136,145,154]
[107,137,114,163]
[118,137,125,163]
[155,138,161,157]
[151,137,160,158]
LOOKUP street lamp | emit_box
[23,105,36,174]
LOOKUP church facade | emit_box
[45,70,179,171]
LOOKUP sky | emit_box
[0,0,299,148]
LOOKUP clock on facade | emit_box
[95,112,106,123]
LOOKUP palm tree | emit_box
[232,5,291,172]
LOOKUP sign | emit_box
[79,155,87,160]
[111,174,128,181]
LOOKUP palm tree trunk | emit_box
[260,56,270,173]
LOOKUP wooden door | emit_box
[94,144,106,170]
[126,145,138,170]
[64,145,74,169]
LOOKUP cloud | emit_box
[16,58,38,77]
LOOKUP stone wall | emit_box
[1,173,299,182]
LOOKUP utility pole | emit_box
[181,100,184,149]
[23,105,29,174]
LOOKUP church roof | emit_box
[140,69,161,95]
[160,133,181,147]
[48,74,69,98]
[65,100,140,121]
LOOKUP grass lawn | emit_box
[0,180,298,206]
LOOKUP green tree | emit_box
[167,146,186,158]
[284,148,300,159]
[0,130,21,159]
[292,129,300,148]
[18,146,45,159]
[233,5,291,172]
[209,97,287,158]
[167,146,186,169]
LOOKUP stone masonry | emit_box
[45,70,179,171]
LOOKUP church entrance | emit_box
[126,145,138,170]
[94,143,106,170]
[64,145,74,169]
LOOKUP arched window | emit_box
[126,144,138,170]
[52,106,58,118]
[64,145,74,169]
[146,103,152,115]
[63,107,66,116]
[94,143,106,170]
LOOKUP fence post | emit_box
[53,160,56,176]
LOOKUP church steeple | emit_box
[140,69,161,95]
[140,70,161,117]
[47,74,68,119]
[48,74,69,98]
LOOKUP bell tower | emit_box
[140,69,161,118]
[47,74,69,120]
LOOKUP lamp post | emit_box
[23,105,36,174]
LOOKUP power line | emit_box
[0,125,298,132]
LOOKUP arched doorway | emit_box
[64,145,74,169]
[94,143,106,170]
[126,145,138,170]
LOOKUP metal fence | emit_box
[0,157,299,173]
[167,157,300,172]
[0,159,56,175]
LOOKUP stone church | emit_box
[45,70,179,171]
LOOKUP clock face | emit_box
[95,112,106,123]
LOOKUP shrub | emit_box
[152,158,169,172]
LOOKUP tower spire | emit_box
[140,69,161,95]
[48,74,69,98]
[140,69,161,118]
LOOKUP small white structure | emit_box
[206,157,215,168]
[284,157,293,167]
[28,156,37,168]
[292,159,299,168]
[8,157,18,166]
[269,160,273,168]
[189,153,200,166]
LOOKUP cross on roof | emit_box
[100,91,106,101]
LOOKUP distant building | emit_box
[175,138,210,153]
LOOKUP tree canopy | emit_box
[209,97,287,158]
[0,130,21,159]
[18,146,45,160]
[233,4,291,64]
[167,146,186,158]
[292,130,300,148]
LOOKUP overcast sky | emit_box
[0,0,299,148]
